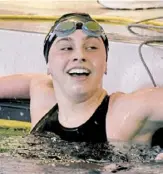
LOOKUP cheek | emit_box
[48,54,69,76]
[91,53,106,74]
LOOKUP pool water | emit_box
[0,128,163,174]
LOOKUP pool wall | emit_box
[0,29,163,94]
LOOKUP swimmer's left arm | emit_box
[107,90,150,141]
[144,87,163,120]
[125,87,163,120]
[107,87,163,141]
[131,87,163,141]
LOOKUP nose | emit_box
[73,58,86,62]
[72,48,86,62]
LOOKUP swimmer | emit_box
[0,13,163,157]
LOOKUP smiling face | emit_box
[47,30,107,101]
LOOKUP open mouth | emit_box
[67,68,91,77]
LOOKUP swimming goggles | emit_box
[55,20,105,37]
[44,20,107,62]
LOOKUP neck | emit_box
[55,86,107,128]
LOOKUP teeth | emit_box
[68,68,90,74]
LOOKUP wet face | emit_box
[47,30,107,100]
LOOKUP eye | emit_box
[86,46,98,50]
[60,47,73,51]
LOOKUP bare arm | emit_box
[30,76,56,127]
[146,87,163,120]
[107,87,163,142]
[107,90,149,141]
[107,88,163,142]
[0,73,48,99]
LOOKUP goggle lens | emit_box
[54,21,103,37]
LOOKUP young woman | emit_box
[1,13,163,149]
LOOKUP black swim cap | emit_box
[43,13,109,63]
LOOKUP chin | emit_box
[73,89,88,97]
[70,86,96,99]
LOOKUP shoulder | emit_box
[108,91,125,110]
[30,74,53,89]
[109,87,157,107]
[29,74,55,128]
[105,88,155,141]
[30,74,54,101]
[107,87,158,119]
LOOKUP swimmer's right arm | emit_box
[0,73,48,99]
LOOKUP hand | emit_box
[155,150,163,161]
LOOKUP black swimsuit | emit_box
[31,95,110,143]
